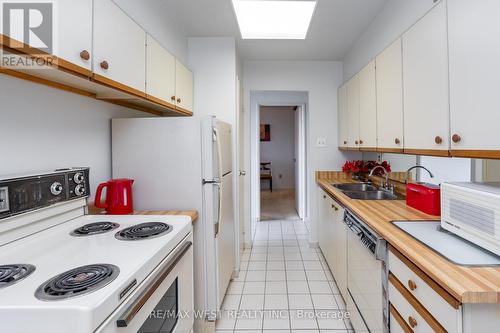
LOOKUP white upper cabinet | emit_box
[338,84,349,148]
[146,35,176,104]
[346,75,360,149]
[93,0,146,93]
[403,0,449,153]
[358,60,377,149]
[175,60,194,112]
[376,39,404,150]
[448,0,500,151]
[57,0,93,71]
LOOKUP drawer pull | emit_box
[408,316,418,328]
[408,280,417,291]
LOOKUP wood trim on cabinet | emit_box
[403,149,450,157]
[450,150,500,159]
[389,245,461,309]
[377,147,405,153]
[174,105,194,116]
[359,147,378,152]
[390,304,414,333]
[0,68,96,98]
[100,99,163,116]
[338,146,349,151]
[146,94,177,110]
[92,73,146,99]
[1,34,92,79]
[389,273,447,333]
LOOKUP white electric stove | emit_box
[0,169,194,333]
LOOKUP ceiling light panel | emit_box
[232,0,317,39]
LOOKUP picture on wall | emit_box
[260,124,271,142]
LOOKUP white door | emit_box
[448,0,500,151]
[294,106,306,220]
[338,84,349,148]
[57,0,93,71]
[359,60,377,149]
[376,39,404,150]
[236,76,245,253]
[93,0,146,92]
[403,1,449,152]
[175,60,194,112]
[347,75,360,149]
[146,34,176,104]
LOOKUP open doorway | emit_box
[258,105,306,221]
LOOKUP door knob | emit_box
[239,171,246,176]
[452,134,461,143]
[80,50,90,61]
[408,316,417,328]
[395,138,401,145]
[171,96,176,101]
[355,140,359,145]
[177,98,182,103]
[100,61,109,70]
[435,136,443,144]
[359,139,364,145]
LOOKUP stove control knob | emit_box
[73,172,84,184]
[74,185,86,196]
[50,182,63,196]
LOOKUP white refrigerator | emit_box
[112,116,235,325]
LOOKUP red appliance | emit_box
[406,182,441,216]
[94,179,134,215]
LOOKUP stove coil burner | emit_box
[0,264,35,289]
[70,222,120,236]
[115,222,172,241]
[35,264,119,301]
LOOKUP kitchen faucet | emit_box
[369,165,393,193]
[406,165,434,183]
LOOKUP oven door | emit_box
[347,226,384,333]
[97,234,194,333]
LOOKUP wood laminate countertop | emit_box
[87,203,198,223]
[316,171,500,304]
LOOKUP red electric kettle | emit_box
[94,179,134,215]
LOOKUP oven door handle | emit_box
[116,240,193,328]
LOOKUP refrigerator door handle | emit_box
[213,127,224,238]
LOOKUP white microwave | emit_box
[441,182,500,256]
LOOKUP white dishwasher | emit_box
[345,210,388,333]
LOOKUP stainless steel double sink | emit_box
[333,183,399,200]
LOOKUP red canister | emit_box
[406,182,441,216]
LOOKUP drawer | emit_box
[390,304,414,333]
[388,247,462,332]
[389,273,446,333]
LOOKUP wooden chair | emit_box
[260,162,273,192]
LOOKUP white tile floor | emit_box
[216,220,353,333]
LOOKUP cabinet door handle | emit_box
[171,96,176,101]
[323,195,326,199]
[452,134,461,143]
[408,280,417,291]
[100,61,109,70]
[355,140,359,145]
[80,50,90,61]
[343,140,347,145]
[359,139,364,145]
[177,98,182,103]
[434,136,443,144]
[395,138,401,145]
[408,316,418,328]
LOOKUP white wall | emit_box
[343,0,438,79]
[114,0,188,63]
[0,75,145,194]
[243,61,360,245]
[260,106,296,190]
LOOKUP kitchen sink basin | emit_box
[342,190,399,200]
[333,183,378,192]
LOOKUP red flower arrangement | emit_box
[342,160,391,177]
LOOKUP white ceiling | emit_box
[153,0,389,61]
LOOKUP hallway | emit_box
[260,190,299,221]
[216,220,353,332]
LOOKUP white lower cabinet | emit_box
[317,188,347,300]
